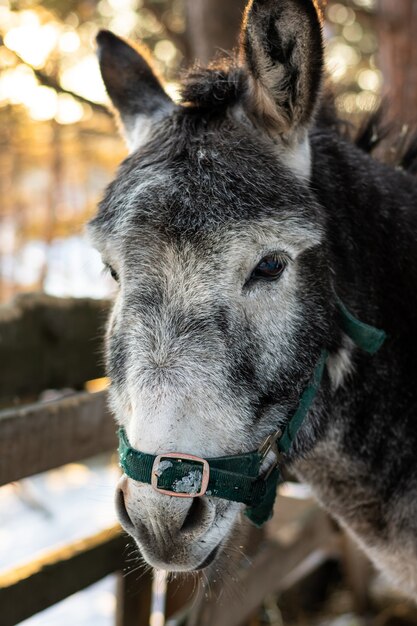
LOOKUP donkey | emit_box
[89,0,417,597]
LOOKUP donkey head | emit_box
[89,0,337,571]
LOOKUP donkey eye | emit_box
[106,264,119,283]
[251,256,286,281]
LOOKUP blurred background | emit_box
[0,0,414,305]
[1,1,417,625]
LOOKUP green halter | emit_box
[118,300,386,527]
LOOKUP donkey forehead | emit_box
[90,127,323,255]
[90,192,322,267]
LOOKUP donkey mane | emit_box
[180,63,245,110]
[181,62,417,180]
[355,107,417,174]
[182,64,417,181]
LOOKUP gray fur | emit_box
[89,0,417,592]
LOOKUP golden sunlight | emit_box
[60,55,108,104]
[5,12,59,68]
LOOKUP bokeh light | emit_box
[0,0,381,303]
[325,0,380,117]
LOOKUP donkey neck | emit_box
[296,128,417,523]
[311,128,417,339]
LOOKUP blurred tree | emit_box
[0,0,393,302]
[378,0,417,124]
[185,0,246,65]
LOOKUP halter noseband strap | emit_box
[118,300,386,527]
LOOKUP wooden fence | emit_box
[0,294,373,626]
[0,294,155,626]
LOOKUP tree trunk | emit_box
[185,0,247,65]
[377,0,417,125]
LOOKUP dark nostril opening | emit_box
[180,497,204,533]
[116,487,135,533]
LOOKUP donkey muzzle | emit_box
[116,475,218,570]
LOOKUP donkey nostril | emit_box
[116,487,135,533]
[180,497,204,533]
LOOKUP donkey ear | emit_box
[96,30,174,151]
[240,0,324,137]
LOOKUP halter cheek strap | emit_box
[118,300,386,527]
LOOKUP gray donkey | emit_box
[89,0,417,597]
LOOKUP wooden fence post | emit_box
[185,0,247,64]
[116,567,153,626]
[378,0,417,124]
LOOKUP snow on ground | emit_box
[19,576,117,626]
[0,454,121,625]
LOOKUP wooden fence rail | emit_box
[0,294,110,401]
[0,295,153,626]
[0,390,116,486]
[0,527,150,626]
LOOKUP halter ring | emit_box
[258,428,282,461]
[151,453,210,498]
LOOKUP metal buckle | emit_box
[258,429,283,479]
[151,453,210,498]
[258,428,282,460]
